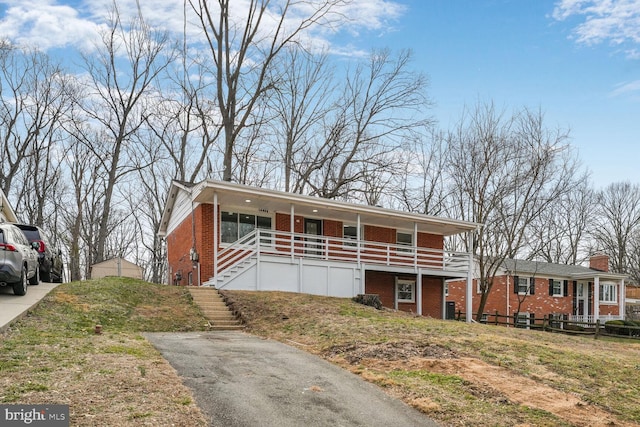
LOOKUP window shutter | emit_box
[530,277,535,295]
[548,279,553,295]
[572,281,577,313]
[514,276,519,293]
[563,280,568,297]
[588,282,593,315]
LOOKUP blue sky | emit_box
[0,0,637,188]
[372,0,640,189]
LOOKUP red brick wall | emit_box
[167,206,198,286]
[364,225,395,243]
[447,275,621,319]
[417,232,443,250]
[365,271,398,309]
[422,277,443,318]
[195,204,215,281]
[364,271,443,317]
[275,213,304,233]
[323,219,342,237]
[589,255,609,272]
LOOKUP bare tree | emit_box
[296,49,432,200]
[267,47,334,192]
[395,131,449,216]
[591,182,640,274]
[188,0,348,181]
[445,102,578,321]
[0,42,69,204]
[73,4,174,268]
[529,174,593,265]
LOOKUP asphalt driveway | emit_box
[145,331,439,427]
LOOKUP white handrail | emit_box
[215,229,470,276]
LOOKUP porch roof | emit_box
[186,179,479,237]
[502,258,627,282]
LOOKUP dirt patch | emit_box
[325,341,458,364]
[324,342,633,427]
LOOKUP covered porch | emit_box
[190,179,480,322]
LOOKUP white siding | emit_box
[218,255,361,298]
[166,189,196,236]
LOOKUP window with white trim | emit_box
[551,279,563,297]
[343,224,358,247]
[396,279,415,303]
[221,211,272,243]
[396,231,413,253]
[517,276,530,295]
[515,312,530,329]
[599,283,617,303]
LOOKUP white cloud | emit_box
[0,0,405,54]
[610,79,640,96]
[552,0,640,51]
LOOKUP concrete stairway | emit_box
[188,287,244,330]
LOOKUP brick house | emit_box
[447,255,627,325]
[158,180,479,320]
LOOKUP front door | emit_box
[576,281,588,317]
[304,219,322,255]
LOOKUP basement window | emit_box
[396,278,415,303]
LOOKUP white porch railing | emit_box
[568,314,623,323]
[216,229,470,276]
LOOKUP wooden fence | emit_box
[454,310,640,340]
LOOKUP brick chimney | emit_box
[589,254,609,272]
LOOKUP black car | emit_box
[0,223,39,295]
[14,224,63,283]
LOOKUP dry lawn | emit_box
[0,278,211,426]
[224,290,640,427]
[2,279,639,427]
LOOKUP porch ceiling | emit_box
[192,179,479,236]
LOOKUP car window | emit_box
[19,228,40,242]
[0,229,5,244]
[12,228,27,245]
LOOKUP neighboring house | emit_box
[447,254,627,324]
[626,283,640,321]
[0,190,17,223]
[91,257,144,280]
[158,180,480,320]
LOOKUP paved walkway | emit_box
[0,281,60,332]
[146,331,439,427]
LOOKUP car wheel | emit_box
[40,267,51,283]
[13,266,28,296]
[29,266,39,285]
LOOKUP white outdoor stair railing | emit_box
[211,229,471,288]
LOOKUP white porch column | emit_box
[413,222,418,268]
[290,204,295,260]
[594,276,600,320]
[620,278,626,319]
[466,230,474,323]
[213,192,218,285]
[356,214,361,266]
[416,270,423,316]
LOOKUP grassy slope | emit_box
[2,279,639,426]
[0,278,210,426]
[224,290,640,427]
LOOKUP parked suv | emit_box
[0,223,39,295]
[14,224,63,283]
